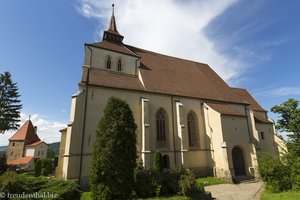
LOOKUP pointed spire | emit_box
[108,4,118,33]
[102,4,124,43]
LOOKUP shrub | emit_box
[35,159,42,176]
[19,173,48,192]
[153,150,163,172]
[42,159,54,176]
[90,97,137,200]
[133,166,202,198]
[258,153,292,192]
[179,169,197,196]
[0,171,29,193]
[134,167,156,197]
[35,159,54,176]
[38,179,81,200]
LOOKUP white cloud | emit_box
[76,0,247,84]
[0,113,66,146]
[255,86,300,97]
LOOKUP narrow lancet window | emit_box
[117,59,122,71]
[106,57,111,69]
[188,112,199,147]
[156,109,167,141]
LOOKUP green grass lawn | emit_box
[196,176,228,186]
[260,190,300,200]
[80,192,206,200]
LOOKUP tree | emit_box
[271,98,300,142]
[0,71,22,134]
[90,97,137,200]
[271,99,300,190]
[153,150,163,172]
[0,154,7,174]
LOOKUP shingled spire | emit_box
[102,4,124,43]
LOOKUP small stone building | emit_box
[6,120,48,171]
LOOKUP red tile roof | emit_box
[254,112,273,124]
[83,40,267,112]
[89,40,139,57]
[7,156,33,166]
[231,88,266,112]
[25,140,45,147]
[9,120,41,144]
[82,67,144,91]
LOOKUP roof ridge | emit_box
[124,44,209,66]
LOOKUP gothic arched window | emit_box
[156,108,167,142]
[117,59,122,71]
[187,112,199,147]
[106,57,111,69]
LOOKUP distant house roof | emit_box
[206,102,245,116]
[9,120,41,144]
[7,156,33,166]
[25,140,46,147]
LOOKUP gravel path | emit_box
[204,181,264,200]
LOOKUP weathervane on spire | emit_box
[112,4,114,16]
[29,115,31,120]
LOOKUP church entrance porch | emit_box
[232,146,246,177]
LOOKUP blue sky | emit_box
[0,0,299,145]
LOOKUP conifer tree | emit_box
[90,97,137,200]
[0,71,22,134]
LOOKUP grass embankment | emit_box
[260,190,300,200]
[80,177,227,200]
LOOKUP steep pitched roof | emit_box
[88,41,139,57]
[83,40,267,112]
[206,102,245,116]
[25,140,46,147]
[231,88,266,112]
[9,120,41,144]
[254,112,273,124]
[7,156,33,166]
[82,67,144,91]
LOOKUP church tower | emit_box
[102,4,124,43]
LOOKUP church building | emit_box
[58,6,286,187]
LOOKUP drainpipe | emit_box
[171,96,177,166]
[245,107,252,143]
[78,45,92,185]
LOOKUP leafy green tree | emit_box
[153,150,163,172]
[271,98,300,141]
[90,97,137,200]
[271,99,300,191]
[0,71,22,134]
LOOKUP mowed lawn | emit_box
[260,190,300,200]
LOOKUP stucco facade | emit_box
[58,12,286,187]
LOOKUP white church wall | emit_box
[204,105,231,179]
[84,46,138,75]
[221,115,256,178]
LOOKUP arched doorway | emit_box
[232,147,246,176]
